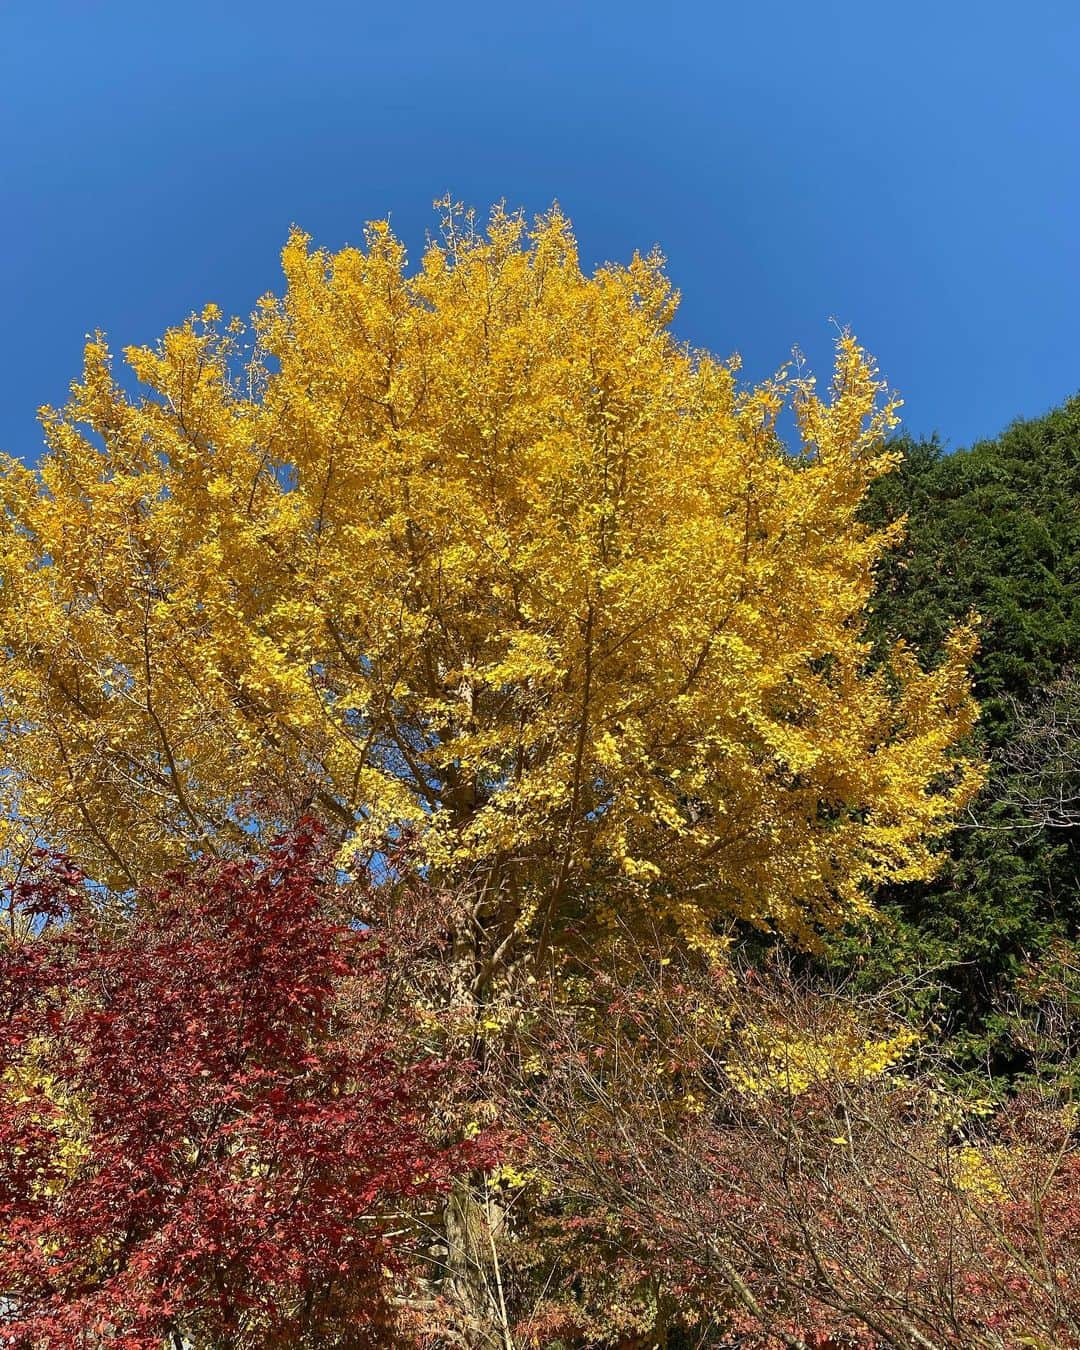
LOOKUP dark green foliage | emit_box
[826,398,1080,1073]
[864,408,1080,722]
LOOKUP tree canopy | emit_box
[0,206,977,967]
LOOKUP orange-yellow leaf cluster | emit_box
[0,202,979,953]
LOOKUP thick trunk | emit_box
[441,1179,513,1349]
[429,861,520,1348]
[435,912,515,1348]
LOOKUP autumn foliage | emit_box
[500,939,1080,1348]
[0,202,977,962]
[0,825,485,1348]
[0,200,1073,1348]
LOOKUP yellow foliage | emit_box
[951,1145,1008,1202]
[0,200,978,964]
[726,1020,918,1096]
[3,1042,89,1194]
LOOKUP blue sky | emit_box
[3,1,1078,461]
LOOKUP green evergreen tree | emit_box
[826,398,1080,1072]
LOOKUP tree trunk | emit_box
[441,1179,513,1348]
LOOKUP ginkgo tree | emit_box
[0,201,979,978]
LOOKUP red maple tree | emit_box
[0,824,485,1348]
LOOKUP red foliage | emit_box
[0,824,485,1348]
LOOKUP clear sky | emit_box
[3,1,1079,462]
